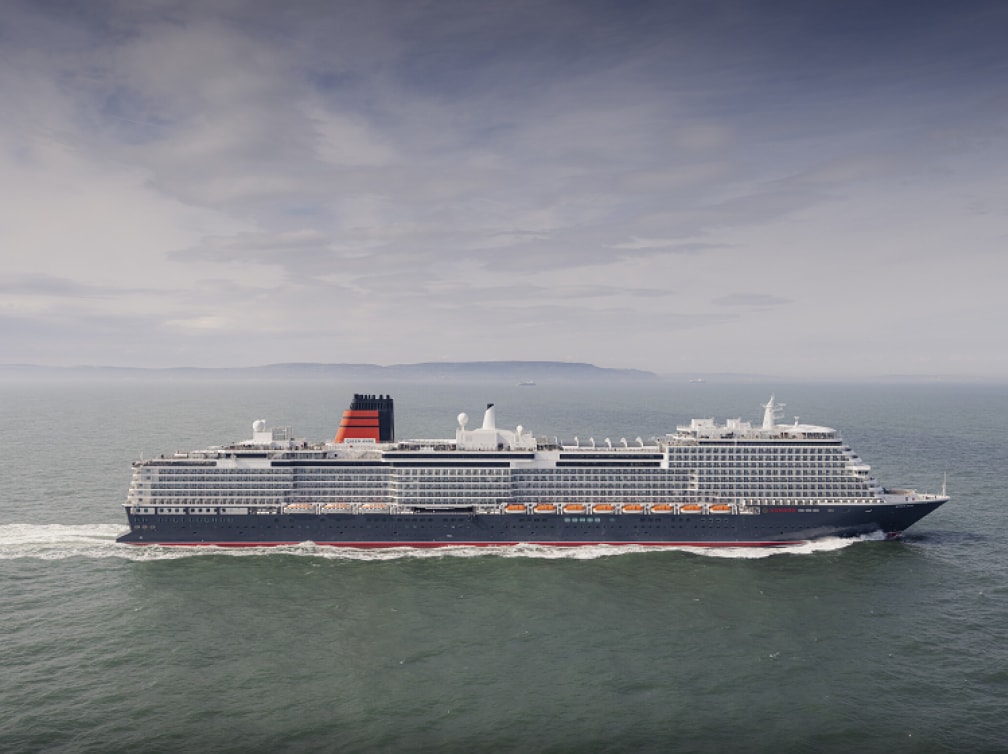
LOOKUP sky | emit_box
[1,0,1006,378]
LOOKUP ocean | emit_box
[1,379,1006,752]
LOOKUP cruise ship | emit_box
[116,393,948,547]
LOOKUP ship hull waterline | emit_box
[116,499,945,548]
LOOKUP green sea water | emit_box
[1,380,1005,752]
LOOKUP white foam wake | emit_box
[676,531,886,560]
[0,523,130,561]
[0,523,883,562]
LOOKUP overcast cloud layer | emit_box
[1,0,1006,378]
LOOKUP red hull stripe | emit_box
[125,540,805,548]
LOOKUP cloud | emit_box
[0,0,1006,376]
[0,275,137,298]
[610,238,722,253]
[711,293,791,309]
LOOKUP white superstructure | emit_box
[126,396,941,518]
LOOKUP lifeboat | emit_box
[505,504,527,514]
[322,503,353,511]
[284,503,315,513]
[651,504,674,513]
[533,504,557,514]
[361,503,389,512]
[680,504,703,513]
[622,504,645,514]
[563,504,586,514]
[709,504,733,513]
[593,504,615,514]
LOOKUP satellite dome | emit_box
[457,412,469,428]
[253,419,266,432]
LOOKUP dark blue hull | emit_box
[116,500,945,547]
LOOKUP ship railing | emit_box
[308,502,394,514]
[280,502,503,515]
[127,504,279,515]
[741,497,901,507]
[880,489,947,503]
[357,503,393,514]
[499,502,749,516]
[195,498,870,518]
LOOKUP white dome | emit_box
[457,412,469,428]
[252,419,266,432]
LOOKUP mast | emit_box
[761,394,785,430]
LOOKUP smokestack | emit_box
[482,403,496,431]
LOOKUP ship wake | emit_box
[0,523,886,562]
[0,523,133,561]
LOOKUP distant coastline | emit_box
[0,362,998,384]
[0,360,657,382]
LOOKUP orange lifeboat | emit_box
[533,503,557,514]
[680,504,703,513]
[322,503,353,511]
[563,504,586,514]
[622,504,644,514]
[709,504,733,513]
[593,504,615,514]
[505,504,527,514]
[651,504,674,513]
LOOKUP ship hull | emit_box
[116,499,945,547]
